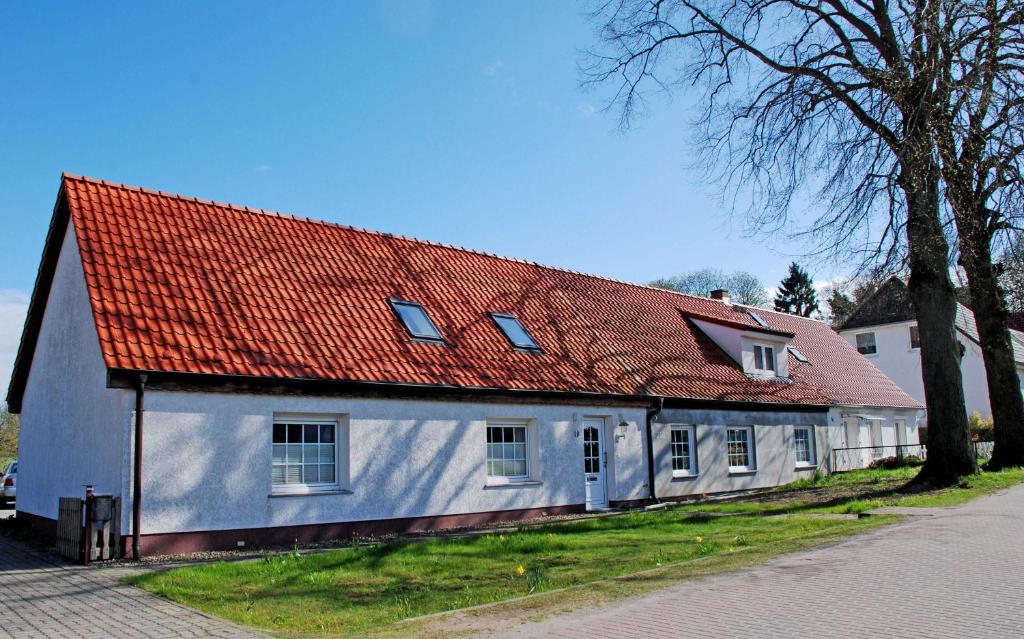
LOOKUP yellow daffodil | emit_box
[516,565,526,576]
[695,536,704,543]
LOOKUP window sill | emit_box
[484,479,543,489]
[269,488,352,498]
[795,464,818,470]
[728,469,757,476]
[671,472,698,480]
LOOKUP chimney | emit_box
[710,289,730,304]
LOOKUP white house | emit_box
[7,175,922,556]
[838,277,1024,421]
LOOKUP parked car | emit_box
[1,460,15,506]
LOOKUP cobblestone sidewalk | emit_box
[0,534,263,639]
[494,483,1024,639]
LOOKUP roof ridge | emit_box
[61,173,740,309]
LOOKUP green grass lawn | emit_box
[128,512,880,637]
[675,465,1024,515]
[127,466,1024,638]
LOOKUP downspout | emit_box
[132,373,146,561]
[645,397,664,503]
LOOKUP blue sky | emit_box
[0,1,844,394]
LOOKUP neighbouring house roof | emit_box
[840,277,1024,365]
[5,175,923,411]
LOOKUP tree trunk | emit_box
[958,221,1024,469]
[900,156,976,484]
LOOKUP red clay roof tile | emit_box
[59,174,919,408]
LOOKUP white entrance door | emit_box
[583,419,608,510]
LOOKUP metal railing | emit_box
[830,441,993,473]
[830,444,926,473]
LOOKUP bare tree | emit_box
[585,0,975,481]
[933,0,1024,468]
[651,267,770,305]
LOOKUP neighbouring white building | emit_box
[7,175,922,556]
[838,277,1024,421]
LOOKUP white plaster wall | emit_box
[840,322,997,418]
[691,319,743,363]
[138,391,648,534]
[959,338,993,418]
[826,407,923,471]
[17,224,133,520]
[652,408,829,499]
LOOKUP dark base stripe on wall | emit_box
[19,504,586,557]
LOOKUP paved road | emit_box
[496,484,1024,639]
[0,519,262,639]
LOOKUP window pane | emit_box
[513,427,525,442]
[303,464,320,484]
[271,465,285,485]
[287,423,302,442]
[319,444,335,464]
[273,423,286,443]
[287,445,302,463]
[492,314,540,349]
[764,347,775,371]
[754,346,765,370]
[392,301,443,340]
[303,444,319,464]
[272,445,286,464]
[320,424,335,443]
[910,325,921,349]
[285,465,302,484]
[304,424,320,443]
[320,464,335,483]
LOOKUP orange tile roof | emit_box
[20,174,922,409]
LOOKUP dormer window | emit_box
[389,299,444,342]
[490,313,541,350]
[753,343,776,374]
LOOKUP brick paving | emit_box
[0,526,263,639]
[496,484,1024,639]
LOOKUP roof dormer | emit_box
[687,313,795,379]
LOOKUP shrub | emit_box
[869,455,924,470]
[968,411,994,442]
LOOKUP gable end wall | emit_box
[16,223,132,520]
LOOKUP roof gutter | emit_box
[645,397,664,502]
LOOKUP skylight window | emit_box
[748,311,770,328]
[389,299,444,341]
[490,313,541,350]
[788,346,809,363]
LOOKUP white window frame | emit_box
[669,425,697,477]
[486,421,531,484]
[856,332,877,355]
[752,343,776,374]
[793,426,816,467]
[271,419,341,495]
[726,426,756,473]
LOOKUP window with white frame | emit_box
[670,425,697,476]
[272,421,338,492]
[487,423,529,480]
[909,325,921,349]
[752,344,776,373]
[856,332,877,355]
[794,426,816,467]
[726,426,756,472]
